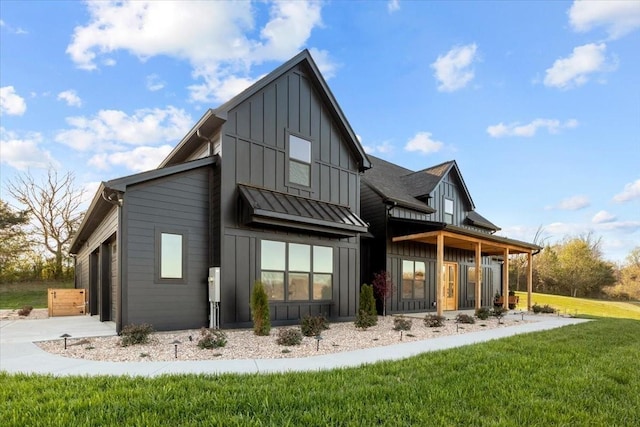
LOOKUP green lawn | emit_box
[0,281,73,309]
[2,318,639,426]
[515,291,640,320]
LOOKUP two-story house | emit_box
[70,50,371,331]
[360,155,540,316]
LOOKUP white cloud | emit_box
[404,132,444,155]
[544,43,614,89]
[569,0,640,39]
[0,19,28,35]
[55,106,192,151]
[146,74,165,92]
[66,1,324,104]
[0,127,58,170]
[0,86,27,116]
[431,43,478,92]
[613,179,640,202]
[592,210,616,224]
[547,195,591,211]
[388,0,400,14]
[89,145,174,172]
[487,118,578,138]
[57,90,82,107]
[363,140,394,155]
[308,48,338,80]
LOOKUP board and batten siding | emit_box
[121,167,211,331]
[217,63,364,327]
[430,173,471,226]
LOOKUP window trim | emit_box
[260,240,333,302]
[155,228,188,284]
[401,259,427,300]
[286,131,313,189]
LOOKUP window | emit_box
[467,266,476,299]
[260,240,333,301]
[402,260,426,300]
[289,134,311,187]
[444,198,454,224]
[156,230,187,283]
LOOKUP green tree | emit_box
[0,200,30,281]
[605,247,640,300]
[250,281,271,336]
[8,168,84,280]
[535,234,615,297]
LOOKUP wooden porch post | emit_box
[527,251,533,311]
[436,233,444,316]
[475,242,482,310]
[502,248,510,310]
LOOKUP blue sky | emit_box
[1,0,638,263]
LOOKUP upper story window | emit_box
[289,134,311,187]
[444,198,454,224]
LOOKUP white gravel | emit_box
[35,314,531,362]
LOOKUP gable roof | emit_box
[70,157,217,254]
[161,49,371,171]
[402,160,475,209]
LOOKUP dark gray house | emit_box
[70,50,371,331]
[360,155,540,316]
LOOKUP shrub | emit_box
[532,303,556,314]
[301,315,330,337]
[456,314,475,324]
[250,281,271,336]
[393,316,413,331]
[197,328,227,349]
[491,307,508,318]
[276,328,302,346]
[475,307,490,320]
[17,305,33,316]
[120,323,154,347]
[355,284,378,328]
[424,314,445,328]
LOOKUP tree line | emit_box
[1,168,83,283]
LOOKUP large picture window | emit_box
[260,240,333,301]
[156,229,187,284]
[289,134,311,187]
[402,260,426,300]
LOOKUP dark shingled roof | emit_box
[466,210,500,232]
[238,184,368,237]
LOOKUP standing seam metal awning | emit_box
[238,184,369,237]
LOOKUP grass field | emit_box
[1,318,639,426]
[0,281,73,309]
[514,291,640,320]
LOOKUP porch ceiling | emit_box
[392,230,535,255]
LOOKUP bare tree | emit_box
[8,167,84,280]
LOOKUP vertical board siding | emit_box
[123,167,210,331]
[218,62,364,327]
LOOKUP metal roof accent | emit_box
[237,184,368,237]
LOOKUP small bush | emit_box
[120,323,154,347]
[491,307,508,318]
[424,314,445,328]
[197,328,227,349]
[456,314,475,324]
[17,305,33,316]
[276,328,302,346]
[532,303,556,314]
[301,315,330,337]
[355,310,378,330]
[393,316,413,331]
[250,281,271,336]
[475,307,490,320]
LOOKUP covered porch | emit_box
[392,226,540,316]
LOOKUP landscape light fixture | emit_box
[315,335,323,351]
[60,333,71,350]
[172,340,181,358]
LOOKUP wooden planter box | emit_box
[48,288,86,317]
[494,295,519,309]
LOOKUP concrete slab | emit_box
[0,314,590,377]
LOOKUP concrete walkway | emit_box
[0,314,589,377]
